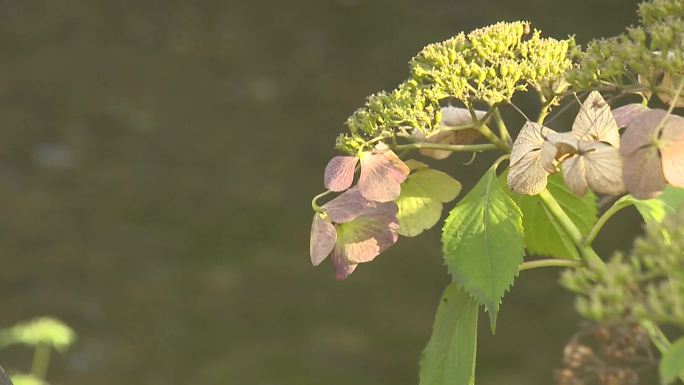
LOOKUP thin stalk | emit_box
[393,143,498,152]
[467,106,510,152]
[654,77,684,140]
[492,108,511,145]
[519,259,584,272]
[31,343,51,380]
[584,198,632,246]
[537,97,556,124]
[311,190,333,212]
[475,123,509,152]
[538,189,608,274]
[640,319,684,383]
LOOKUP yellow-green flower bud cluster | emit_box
[338,22,575,152]
[561,209,684,327]
[568,0,684,90]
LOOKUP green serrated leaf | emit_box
[660,337,684,385]
[442,166,524,331]
[397,168,461,237]
[619,186,684,224]
[506,173,598,260]
[419,283,478,385]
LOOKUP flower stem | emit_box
[393,143,498,152]
[311,190,333,212]
[493,108,511,145]
[538,189,608,274]
[31,343,51,380]
[537,97,556,124]
[640,319,684,383]
[468,106,510,152]
[583,197,633,246]
[519,259,584,272]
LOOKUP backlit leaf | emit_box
[660,337,684,385]
[442,166,524,330]
[396,168,462,237]
[618,186,684,224]
[419,283,478,385]
[507,173,597,260]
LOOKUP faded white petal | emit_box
[508,122,555,195]
[562,141,624,196]
[540,132,578,173]
[572,91,621,147]
[580,142,625,195]
[562,155,589,196]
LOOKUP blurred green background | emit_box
[0,1,645,384]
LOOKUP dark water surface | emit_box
[0,1,642,384]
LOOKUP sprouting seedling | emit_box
[0,317,76,384]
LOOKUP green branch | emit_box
[519,258,584,272]
[468,106,510,152]
[538,189,608,274]
[583,197,632,246]
[393,143,498,152]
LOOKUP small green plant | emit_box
[0,317,76,385]
[309,0,684,383]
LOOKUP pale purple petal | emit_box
[623,146,667,199]
[620,108,669,198]
[333,202,399,264]
[332,252,357,280]
[321,187,372,223]
[358,149,410,202]
[310,213,337,266]
[661,113,684,188]
[612,103,649,128]
[324,156,358,192]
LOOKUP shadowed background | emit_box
[0,1,643,384]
